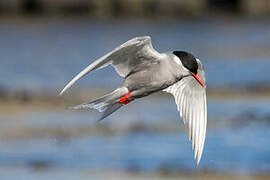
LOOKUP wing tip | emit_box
[59,85,69,96]
[59,89,65,96]
[196,158,201,165]
[196,150,203,165]
[195,140,205,165]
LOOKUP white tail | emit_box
[70,87,129,120]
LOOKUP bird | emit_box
[59,36,207,164]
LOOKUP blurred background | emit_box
[0,0,270,179]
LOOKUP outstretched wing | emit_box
[59,36,161,95]
[163,61,207,164]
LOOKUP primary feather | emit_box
[163,59,207,164]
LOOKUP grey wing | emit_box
[59,36,161,95]
[163,64,207,165]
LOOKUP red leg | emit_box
[118,91,134,105]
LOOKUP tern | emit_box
[60,36,207,164]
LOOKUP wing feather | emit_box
[163,70,207,165]
[59,36,160,95]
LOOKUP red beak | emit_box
[191,73,205,87]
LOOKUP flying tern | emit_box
[60,36,207,164]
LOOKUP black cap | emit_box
[173,51,198,74]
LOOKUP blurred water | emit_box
[0,18,270,178]
[1,126,270,173]
[0,18,270,92]
[0,99,270,175]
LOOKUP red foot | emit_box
[118,91,133,105]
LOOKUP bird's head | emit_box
[173,51,205,87]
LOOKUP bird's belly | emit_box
[123,69,175,98]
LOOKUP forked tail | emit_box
[71,87,131,120]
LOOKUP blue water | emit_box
[0,99,270,175]
[0,18,270,92]
[0,18,270,178]
[0,126,269,173]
